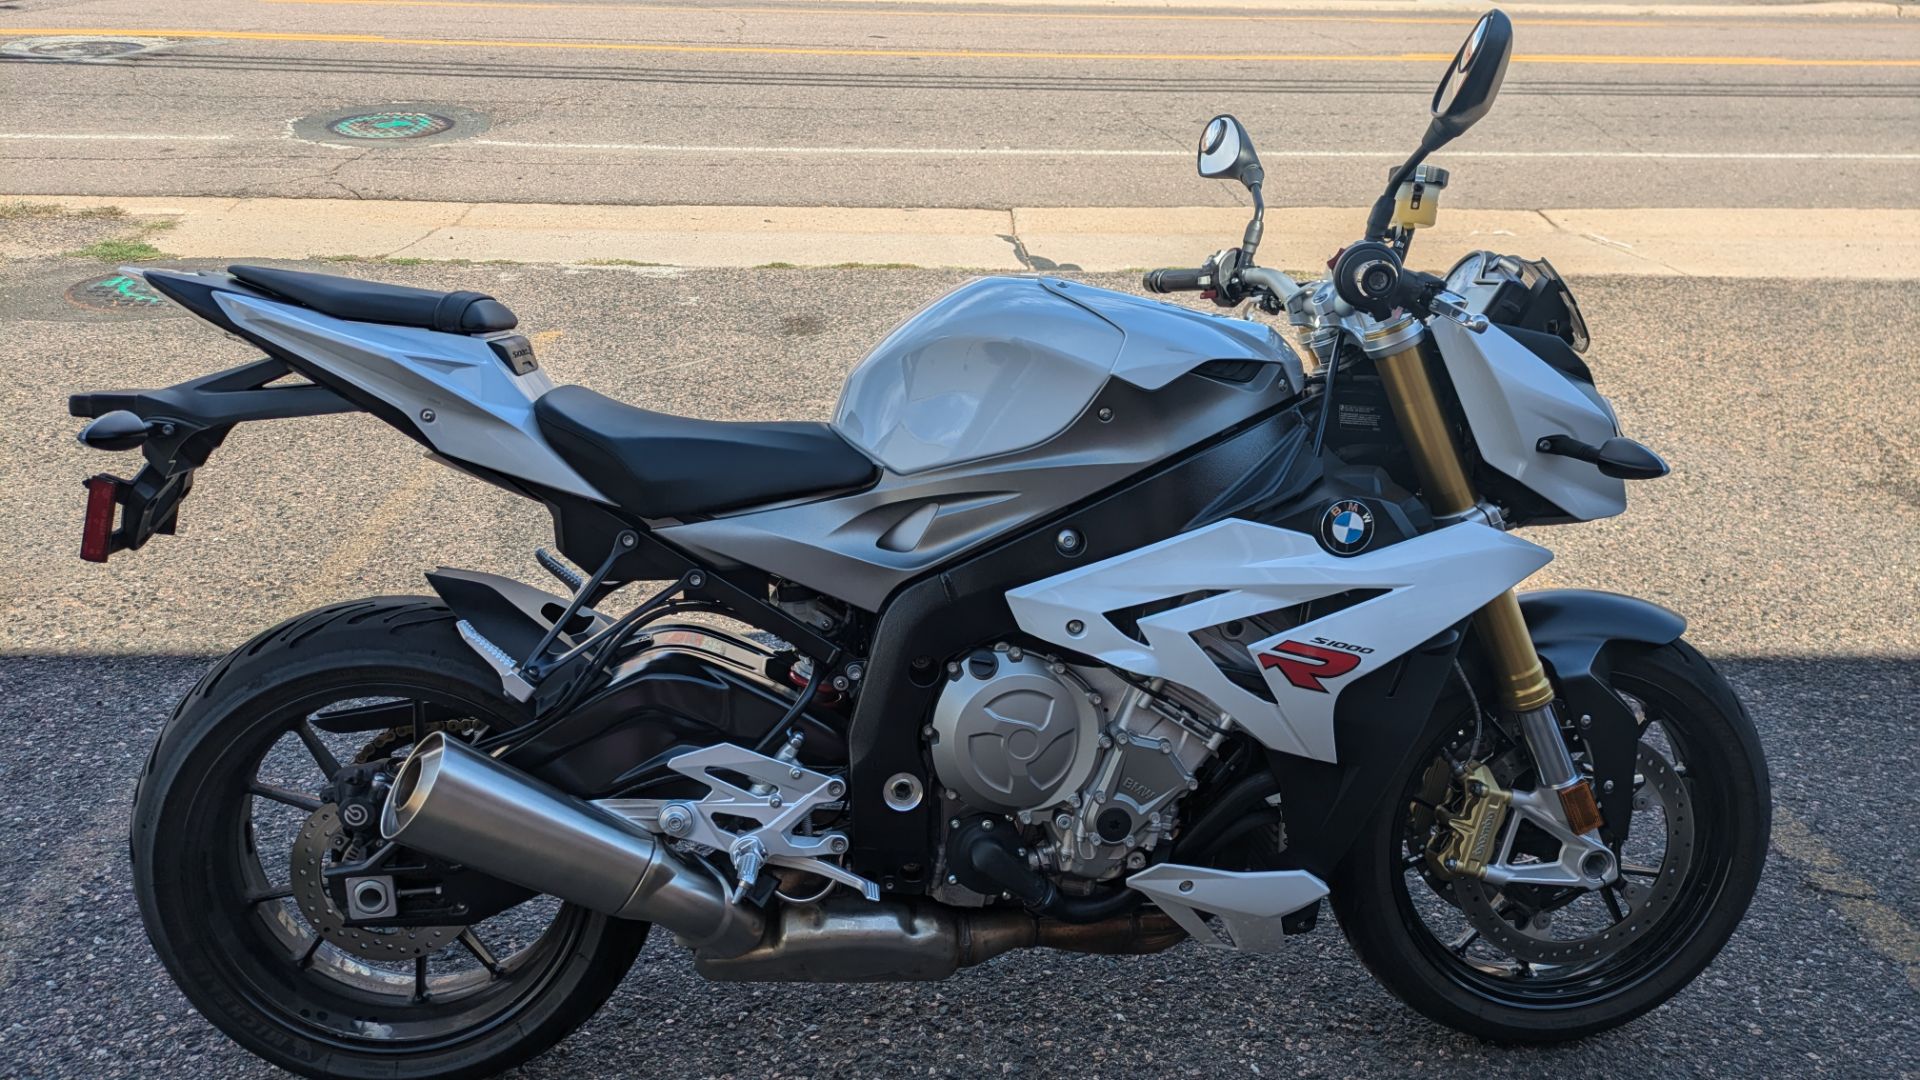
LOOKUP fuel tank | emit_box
[835,276,1297,474]
[661,277,1305,611]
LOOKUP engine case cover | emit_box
[928,649,1100,813]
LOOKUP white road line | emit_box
[1,133,1913,161]
[0,133,235,141]
[467,140,1920,161]
[470,140,1188,156]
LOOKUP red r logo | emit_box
[1258,641,1362,693]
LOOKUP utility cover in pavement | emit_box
[1,36,175,61]
[330,112,456,141]
[294,104,490,147]
[67,273,167,314]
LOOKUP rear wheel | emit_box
[1331,639,1769,1042]
[131,598,649,1080]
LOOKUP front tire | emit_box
[1331,639,1769,1042]
[131,597,649,1080]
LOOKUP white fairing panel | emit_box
[1432,318,1626,522]
[215,293,608,502]
[1006,520,1552,762]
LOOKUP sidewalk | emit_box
[11,196,1917,278]
[666,0,1915,17]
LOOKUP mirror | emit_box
[1365,8,1512,240]
[1196,115,1263,189]
[1427,10,1512,147]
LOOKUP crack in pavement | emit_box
[380,201,476,260]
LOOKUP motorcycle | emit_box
[74,11,1768,1077]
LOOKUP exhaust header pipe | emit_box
[382,732,762,957]
[694,899,1186,982]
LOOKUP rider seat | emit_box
[228,265,519,333]
[533,384,879,519]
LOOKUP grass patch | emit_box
[755,261,801,270]
[581,258,670,267]
[0,201,128,222]
[67,238,171,262]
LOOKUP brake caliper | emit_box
[1427,761,1512,880]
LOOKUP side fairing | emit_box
[1006,519,1552,762]
[662,368,1298,612]
[1432,318,1626,522]
[215,293,608,502]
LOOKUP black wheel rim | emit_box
[1389,668,1740,1008]
[181,676,591,1051]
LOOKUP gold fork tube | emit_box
[1372,338,1555,713]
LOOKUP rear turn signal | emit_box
[80,474,125,563]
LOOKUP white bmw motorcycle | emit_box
[75,12,1767,1078]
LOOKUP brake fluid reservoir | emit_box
[1389,164,1449,231]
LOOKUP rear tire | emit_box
[131,597,649,1080]
[1331,639,1769,1042]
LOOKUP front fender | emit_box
[1520,589,1685,842]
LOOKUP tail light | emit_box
[80,474,126,563]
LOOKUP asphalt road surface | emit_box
[2,0,1918,209]
[2,227,1917,1076]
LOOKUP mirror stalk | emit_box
[1241,180,1266,263]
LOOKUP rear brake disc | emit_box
[289,804,463,962]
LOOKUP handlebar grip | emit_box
[1142,266,1209,293]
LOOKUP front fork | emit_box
[1367,318,1615,885]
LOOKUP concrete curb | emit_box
[11,196,1917,279]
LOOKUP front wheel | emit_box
[1331,639,1769,1042]
[131,598,650,1080]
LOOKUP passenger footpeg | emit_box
[599,739,882,904]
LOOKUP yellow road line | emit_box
[286,456,441,612]
[1772,807,1920,992]
[255,0,1741,30]
[9,27,1920,65]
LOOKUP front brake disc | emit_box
[1451,743,1694,967]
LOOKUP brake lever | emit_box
[1426,289,1489,333]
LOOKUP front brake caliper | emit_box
[1428,762,1511,880]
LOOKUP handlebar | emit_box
[1141,266,1212,293]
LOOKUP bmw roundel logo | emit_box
[1319,499,1375,556]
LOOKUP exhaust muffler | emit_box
[381,732,762,957]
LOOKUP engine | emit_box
[927,644,1224,896]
